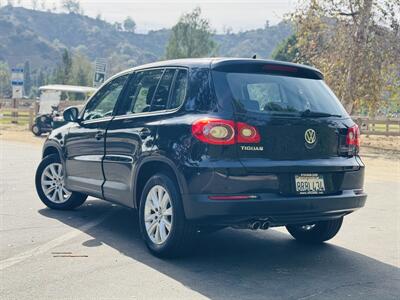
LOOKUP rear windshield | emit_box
[212,71,347,117]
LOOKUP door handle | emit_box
[95,131,104,140]
[139,128,151,139]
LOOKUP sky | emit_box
[11,0,299,33]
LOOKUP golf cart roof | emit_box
[39,85,97,94]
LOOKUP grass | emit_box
[0,110,31,126]
[0,111,30,117]
[0,118,30,126]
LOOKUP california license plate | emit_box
[295,174,325,195]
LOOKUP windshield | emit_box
[212,71,348,117]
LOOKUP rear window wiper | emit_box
[264,111,300,117]
[300,109,341,118]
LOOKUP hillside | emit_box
[0,6,292,72]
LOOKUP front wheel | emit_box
[139,173,196,258]
[35,154,87,210]
[286,217,343,243]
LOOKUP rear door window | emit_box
[151,69,175,112]
[169,69,188,109]
[124,69,164,114]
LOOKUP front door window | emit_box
[83,75,128,121]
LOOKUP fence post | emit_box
[28,108,34,129]
[11,99,18,124]
[34,101,39,115]
[386,119,389,135]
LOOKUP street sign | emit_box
[93,58,107,88]
[11,67,24,99]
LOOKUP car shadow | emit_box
[39,199,399,300]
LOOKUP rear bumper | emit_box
[182,190,367,226]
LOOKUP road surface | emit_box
[0,140,399,299]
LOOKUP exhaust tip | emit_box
[249,221,261,230]
[260,221,270,230]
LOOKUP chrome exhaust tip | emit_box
[260,221,270,230]
[249,221,261,230]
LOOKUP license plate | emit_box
[295,174,325,195]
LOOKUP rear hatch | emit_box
[212,60,360,195]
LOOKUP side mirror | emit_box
[63,106,80,122]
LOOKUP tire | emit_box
[31,124,42,136]
[286,217,343,244]
[139,173,196,258]
[35,154,87,210]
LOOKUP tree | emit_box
[166,7,217,59]
[71,51,92,86]
[36,68,46,87]
[62,0,80,14]
[0,61,11,98]
[54,49,73,84]
[23,61,32,96]
[123,17,136,33]
[114,22,122,31]
[271,34,300,62]
[50,49,92,99]
[291,0,400,114]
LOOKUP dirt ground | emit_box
[1,124,399,157]
[1,125,399,299]
[360,135,400,158]
[0,124,46,146]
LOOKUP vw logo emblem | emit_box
[304,129,316,145]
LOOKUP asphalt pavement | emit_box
[0,140,399,299]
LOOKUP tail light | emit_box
[192,118,260,145]
[237,122,261,143]
[346,124,360,147]
[192,118,235,145]
[345,124,360,155]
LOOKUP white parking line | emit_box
[0,209,115,271]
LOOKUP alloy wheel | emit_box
[41,163,71,204]
[144,185,173,244]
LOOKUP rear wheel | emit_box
[35,154,87,210]
[286,217,343,243]
[31,124,42,136]
[139,173,196,258]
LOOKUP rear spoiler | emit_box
[211,60,323,80]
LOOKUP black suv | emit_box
[35,58,366,257]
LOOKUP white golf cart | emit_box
[31,85,96,136]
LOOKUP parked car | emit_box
[35,58,366,257]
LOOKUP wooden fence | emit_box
[0,104,399,137]
[353,116,400,136]
[0,99,85,129]
[0,107,36,128]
